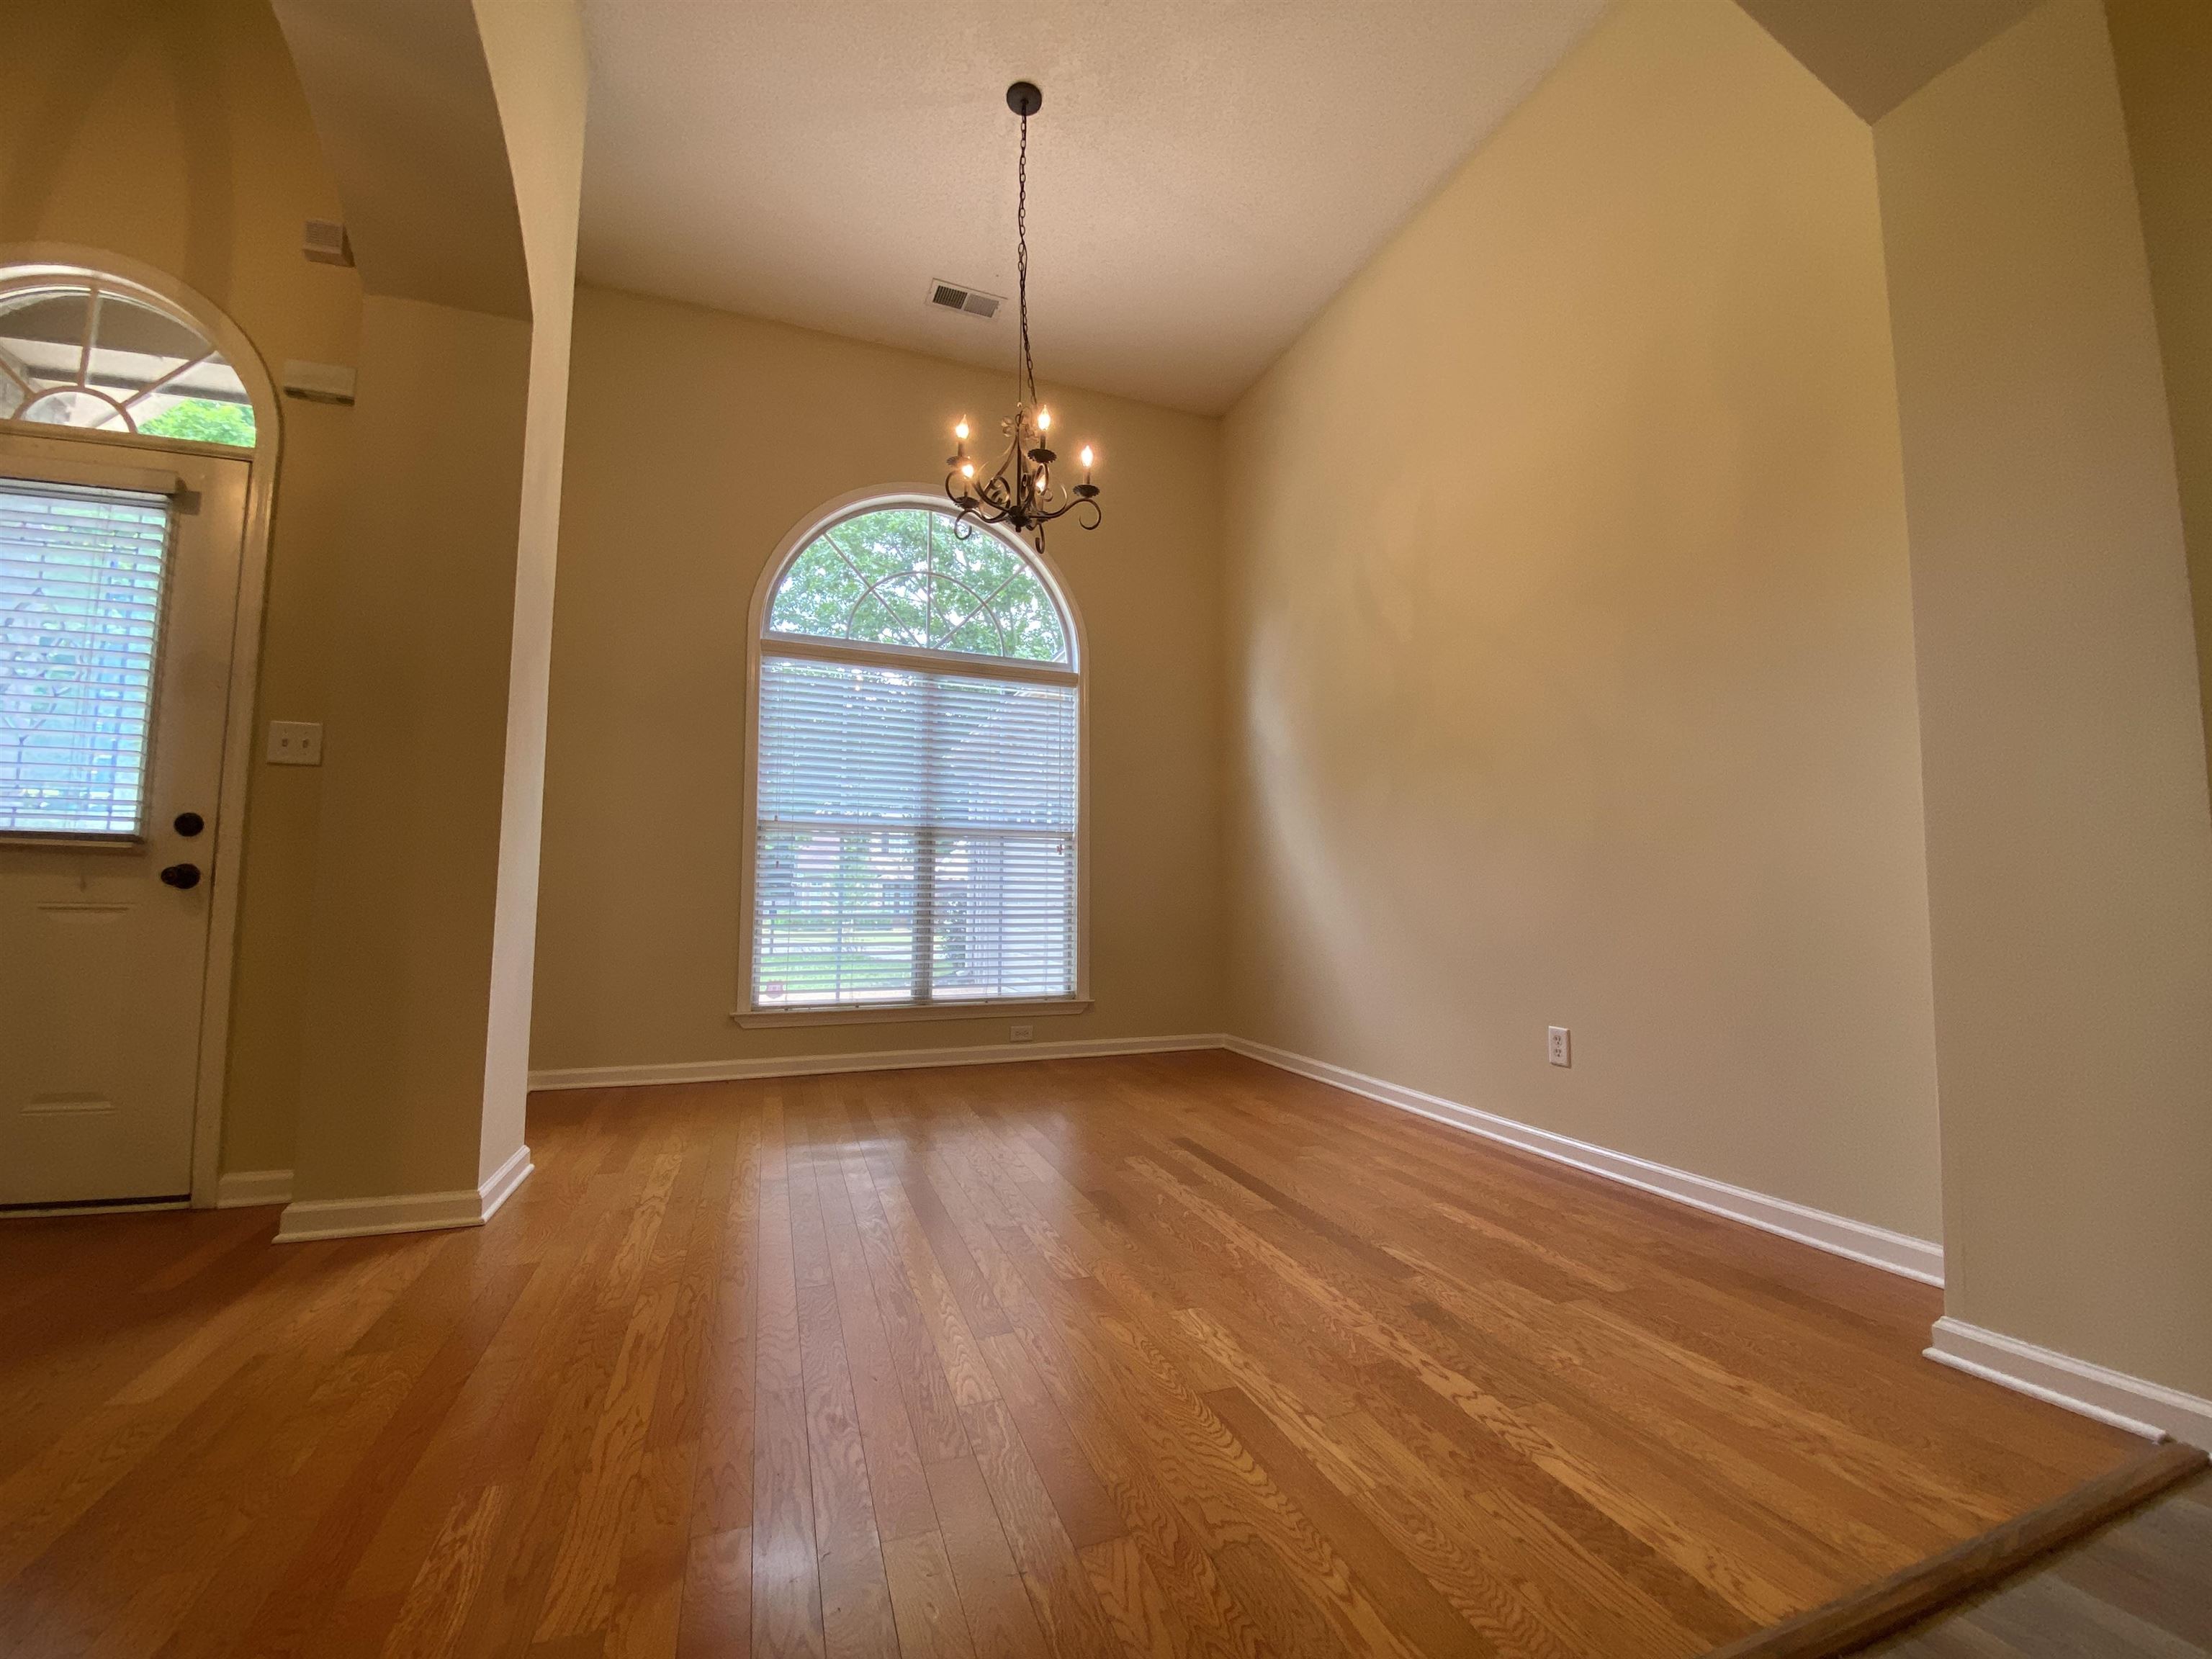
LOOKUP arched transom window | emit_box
[0,269,256,448]
[751,502,1081,1013]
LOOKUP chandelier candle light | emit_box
[945,81,1102,551]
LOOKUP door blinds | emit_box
[0,479,173,836]
[755,652,1078,1009]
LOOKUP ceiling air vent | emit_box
[927,279,1003,320]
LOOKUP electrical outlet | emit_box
[266,721,323,766]
[1547,1026,1571,1067]
[1010,1023,1034,1043]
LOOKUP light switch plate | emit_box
[267,720,323,765]
[1010,1023,1035,1043]
[1547,1026,1571,1067]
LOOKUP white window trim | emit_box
[737,485,1092,1026]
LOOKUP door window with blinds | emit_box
[751,502,1080,1012]
[0,479,174,837]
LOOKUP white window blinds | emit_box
[0,480,172,835]
[754,652,1077,1009]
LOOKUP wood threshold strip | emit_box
[1704,1439,2209,1658]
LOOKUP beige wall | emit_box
[0,0,361,1178]
[281,0,585,1208]
[268,0,530,323]
[288,295,534,1201]
[531,286,1223,1073]
[1220,0,1945,1240]
[2108,0,2212,777]
[1876,0,2212,1398]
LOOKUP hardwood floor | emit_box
[0,1051,2139,1658]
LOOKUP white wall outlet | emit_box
[1010,1023,1034,1043]
[267,720,323,765]
[1547,1026,1572,1067]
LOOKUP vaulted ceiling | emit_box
[575,1,1607,415]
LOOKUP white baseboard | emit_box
[1927,1317,2212,1447]
[526,1030,1945,1290]
[1221,1035,1946,1287]
[274,1143,534,1244]
[526,1033,1224,1093]
[215,1168,293,1208]
[475,1143,533,1224]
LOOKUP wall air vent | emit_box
[927,280,1003,320]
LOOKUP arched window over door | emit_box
[0,266,257,449]
[747,496,1084,1016]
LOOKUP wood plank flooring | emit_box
[0,1051,2140,1658]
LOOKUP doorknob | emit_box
[159,863,202,890]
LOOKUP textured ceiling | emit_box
[576,1,1608,414]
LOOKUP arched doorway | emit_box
[0,252,279,1211]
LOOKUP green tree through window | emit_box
[767,507,1066,662]
[138,398,256,447]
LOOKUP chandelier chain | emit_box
[1017,111,1035,408]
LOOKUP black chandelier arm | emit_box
[1029,493,1099,528]
[943,476,1103,529]
[960,446,1025,511]
[945,477,1104,534]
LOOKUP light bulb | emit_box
[1079,446,1094,470]
[960,461,975,478]
[1036,408,1051,433]
[954,418,969,442]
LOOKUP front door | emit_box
[0,431,248,1208]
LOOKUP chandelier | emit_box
[945,81,1101,551]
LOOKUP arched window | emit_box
[0,268,256,448]
[749,498,1082,1015]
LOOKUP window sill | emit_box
[732,997,1092,1030]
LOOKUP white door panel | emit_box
[0,433,247,1206]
